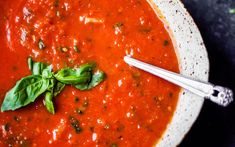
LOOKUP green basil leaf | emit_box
[27,57,50,75]
[75,71,105,90]
[44,91,55,114]
[32,63,48,75]
[54,68,92,85]
[44,78,64,114]
[43,78,57,114]
[53,81,65,97]
[1,75,49,112]
[54,62,97,85]
[46,78,56,92]
[77,62,96,75]
[42,66,53,79]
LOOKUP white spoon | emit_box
[124,56,233,107]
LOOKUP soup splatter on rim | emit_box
[0,0,180,146]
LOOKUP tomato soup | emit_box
[0,0,180,146]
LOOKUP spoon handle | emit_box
[124,56,233,107]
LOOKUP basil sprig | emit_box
[1,58,105,114]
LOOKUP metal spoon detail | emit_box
[124,56,233,107]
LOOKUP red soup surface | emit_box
[0,0,180,146]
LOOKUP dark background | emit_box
[179,0,235,147]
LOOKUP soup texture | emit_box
[0,0,180,146]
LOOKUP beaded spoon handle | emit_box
[124,56,233,107]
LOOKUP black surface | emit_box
[179,0,235,147]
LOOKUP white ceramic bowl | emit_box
[147,0,209,146]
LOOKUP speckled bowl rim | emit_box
[147,0,210,146]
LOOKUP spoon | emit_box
[124,56,233,107]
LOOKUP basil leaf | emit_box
[54,62,97,85]
[77,62,96,75]
[27,57,49,75]
[46,78,56,92]
[75,71,105,90]
[54,68,92,85]
[44,91,55,114]
[43,78,57,114]
[1,75,49,112]
[32,63,49,75]
[42,66,53,79]
[53,81,65,97]
[44,78,64,114]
